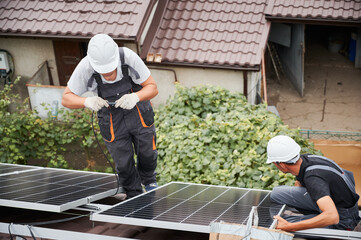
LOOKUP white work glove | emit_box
[84,96,109,112]
[115,93,139,110]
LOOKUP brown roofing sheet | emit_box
[141,0,270,69]
[265,0,361,22]
[0,0,155,40]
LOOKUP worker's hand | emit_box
[115,93,139,110]
[274,215,294,232]
[84,96,109,112]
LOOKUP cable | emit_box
[8,223,13,240]
[26,225,36,240]
[8,223,28,240]
[7,214,90,240]
[91,111,120,195]
[18,213,90,226]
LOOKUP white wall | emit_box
[149,68,177,107]
[148,66,260,108]
[123,43,138,54]
[0,37,59,85]
[175,66,244,92]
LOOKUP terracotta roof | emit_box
[0,0,156,40]
[141,0,270,70]
[265,0,361,23]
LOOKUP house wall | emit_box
[123,43,138,54]
[0,37,59,85]
[149,66,260,107]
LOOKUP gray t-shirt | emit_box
[67,47,151,96]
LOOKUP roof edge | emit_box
[145,61,260,71]
[0,32,136,41]
[265,15,361,27]
[140,0,169,59]
[135,0,158,43]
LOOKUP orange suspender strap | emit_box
[103,113,115,143]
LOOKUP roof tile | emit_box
[143,0,269,69]
[0,0,154,39]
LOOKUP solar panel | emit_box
[92,182,284,233]
[0,163,40,176]
[0,163,120,212]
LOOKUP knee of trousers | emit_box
[270,186,289,204]
[138,150,158,171]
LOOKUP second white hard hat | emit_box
[266,135,301,164]
[87,34,119,74]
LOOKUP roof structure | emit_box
[265,0,361,24]
[0,0,156,41]
[141,0,270,70]
[1,0,359,69]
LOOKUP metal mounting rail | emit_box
[0,222,136,240]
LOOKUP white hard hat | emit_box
[87,34,119,74]
[266,135,301,164]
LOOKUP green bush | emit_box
[0,77,69,167]
[155,84,320,190]
[0,78,109,169]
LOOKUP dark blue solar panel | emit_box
[0,163,119,212]
[96,182,283,232]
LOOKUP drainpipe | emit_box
[261,50,268,104]
[135,42,140,56]
[243,71,248,99]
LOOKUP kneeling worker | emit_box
[62,34,159,199]
[266,135,360,231]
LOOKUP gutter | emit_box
[145,61,260,71]
[265,16,361,27]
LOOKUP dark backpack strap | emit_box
[305,165,356,194]
[119,47,142,92]
[119,47,140,80]
[92,72,103,98]
[119,47,130,78]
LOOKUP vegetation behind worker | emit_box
[62,34,159,199]
[267,135,360,231]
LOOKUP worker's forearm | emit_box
[136,83,158,101]
[136,75,158,101]
[283,211,339,232]
[62,92,86,109]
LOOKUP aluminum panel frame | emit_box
[1,222,134,240]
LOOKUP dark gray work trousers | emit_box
[271,186,360,230]
[104,106,157,198]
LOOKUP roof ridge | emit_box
[165,7,266,15]
[0,7,136,14]
[0,18,136,25]
[273,4,361,10]
[272,13,361,19]
[163,17,264,24]
[152,45,258,55]
[21,0,143,3]
[159,27,263,35]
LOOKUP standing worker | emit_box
[266,135,360,231]
[62,34,159,199]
